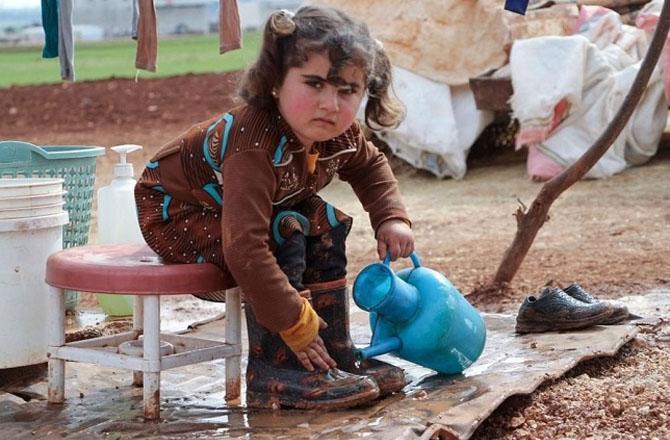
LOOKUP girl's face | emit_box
[276,52,365,149]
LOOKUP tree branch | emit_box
[491,0,670,286]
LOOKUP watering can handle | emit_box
[383,252,421,268]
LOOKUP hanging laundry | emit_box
[58,0,75,81]
[219,0,242,54]
[41,0,59,58]
[136,0,158,72]
[131,0,140,40]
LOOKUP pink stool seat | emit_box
[45,244,243,420]
[46,244,228,295]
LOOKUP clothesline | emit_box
[40,0,242,81]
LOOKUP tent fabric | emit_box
[310,0,510,86]
[369,67,493,179]
[512,3,666,179]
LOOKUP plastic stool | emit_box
[45,244,242,419]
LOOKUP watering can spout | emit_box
[355,336,402,361]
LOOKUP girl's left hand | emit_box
[376,219,414,261]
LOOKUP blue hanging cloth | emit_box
[505,0,529,15]
[41,0,59,58]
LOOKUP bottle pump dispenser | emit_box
[96,144,145,316]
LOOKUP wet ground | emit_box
[2,71,669,439]
[1,290,667,439]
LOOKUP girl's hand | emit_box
[294,318,337,371]
[376,219,414,261]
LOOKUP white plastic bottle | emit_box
[98,144,144,245]
[96,144,145,316]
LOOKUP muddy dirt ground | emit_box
[2,73,669,438]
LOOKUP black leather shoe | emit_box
[516,287,614,334]
[562,283,631,325]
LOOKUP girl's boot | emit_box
[245,305,380,410]
[308,280,407,396]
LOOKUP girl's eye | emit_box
[306,81,323,89]
[338,88,356,96]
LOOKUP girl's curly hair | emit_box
[239,6,404,130]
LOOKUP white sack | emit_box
[368,67,493,179]
[511,30,665,178]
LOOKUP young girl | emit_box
[135,6,414,410]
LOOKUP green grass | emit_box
[0,32,261,88]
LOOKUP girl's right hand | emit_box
[293,318,337,371]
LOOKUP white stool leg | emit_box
[47,285,65,403]
[132,295,144,386]
[143,295,161,419]
[225,287,242,402]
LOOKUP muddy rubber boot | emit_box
[244,306,380,410]
[308,280,407,397]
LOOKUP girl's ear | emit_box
[272,80,283,96]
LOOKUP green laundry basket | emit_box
[0,140,105,311]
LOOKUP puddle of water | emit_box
[619,289,670,318]
[6,292,663,440]
[65,309,108,331]
[65,295,225,335]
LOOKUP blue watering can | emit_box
[352,252,486,374]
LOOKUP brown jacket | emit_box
[136,104,410,332]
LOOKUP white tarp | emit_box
[309,0,585,178]
[511,3,666,179]
[365,67,494,179]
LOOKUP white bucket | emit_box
[0,178,64,197]
[0,178,68,368]
[0,191,68,209]
[0,201,66,219]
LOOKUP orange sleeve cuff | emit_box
[279,298,320,352]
